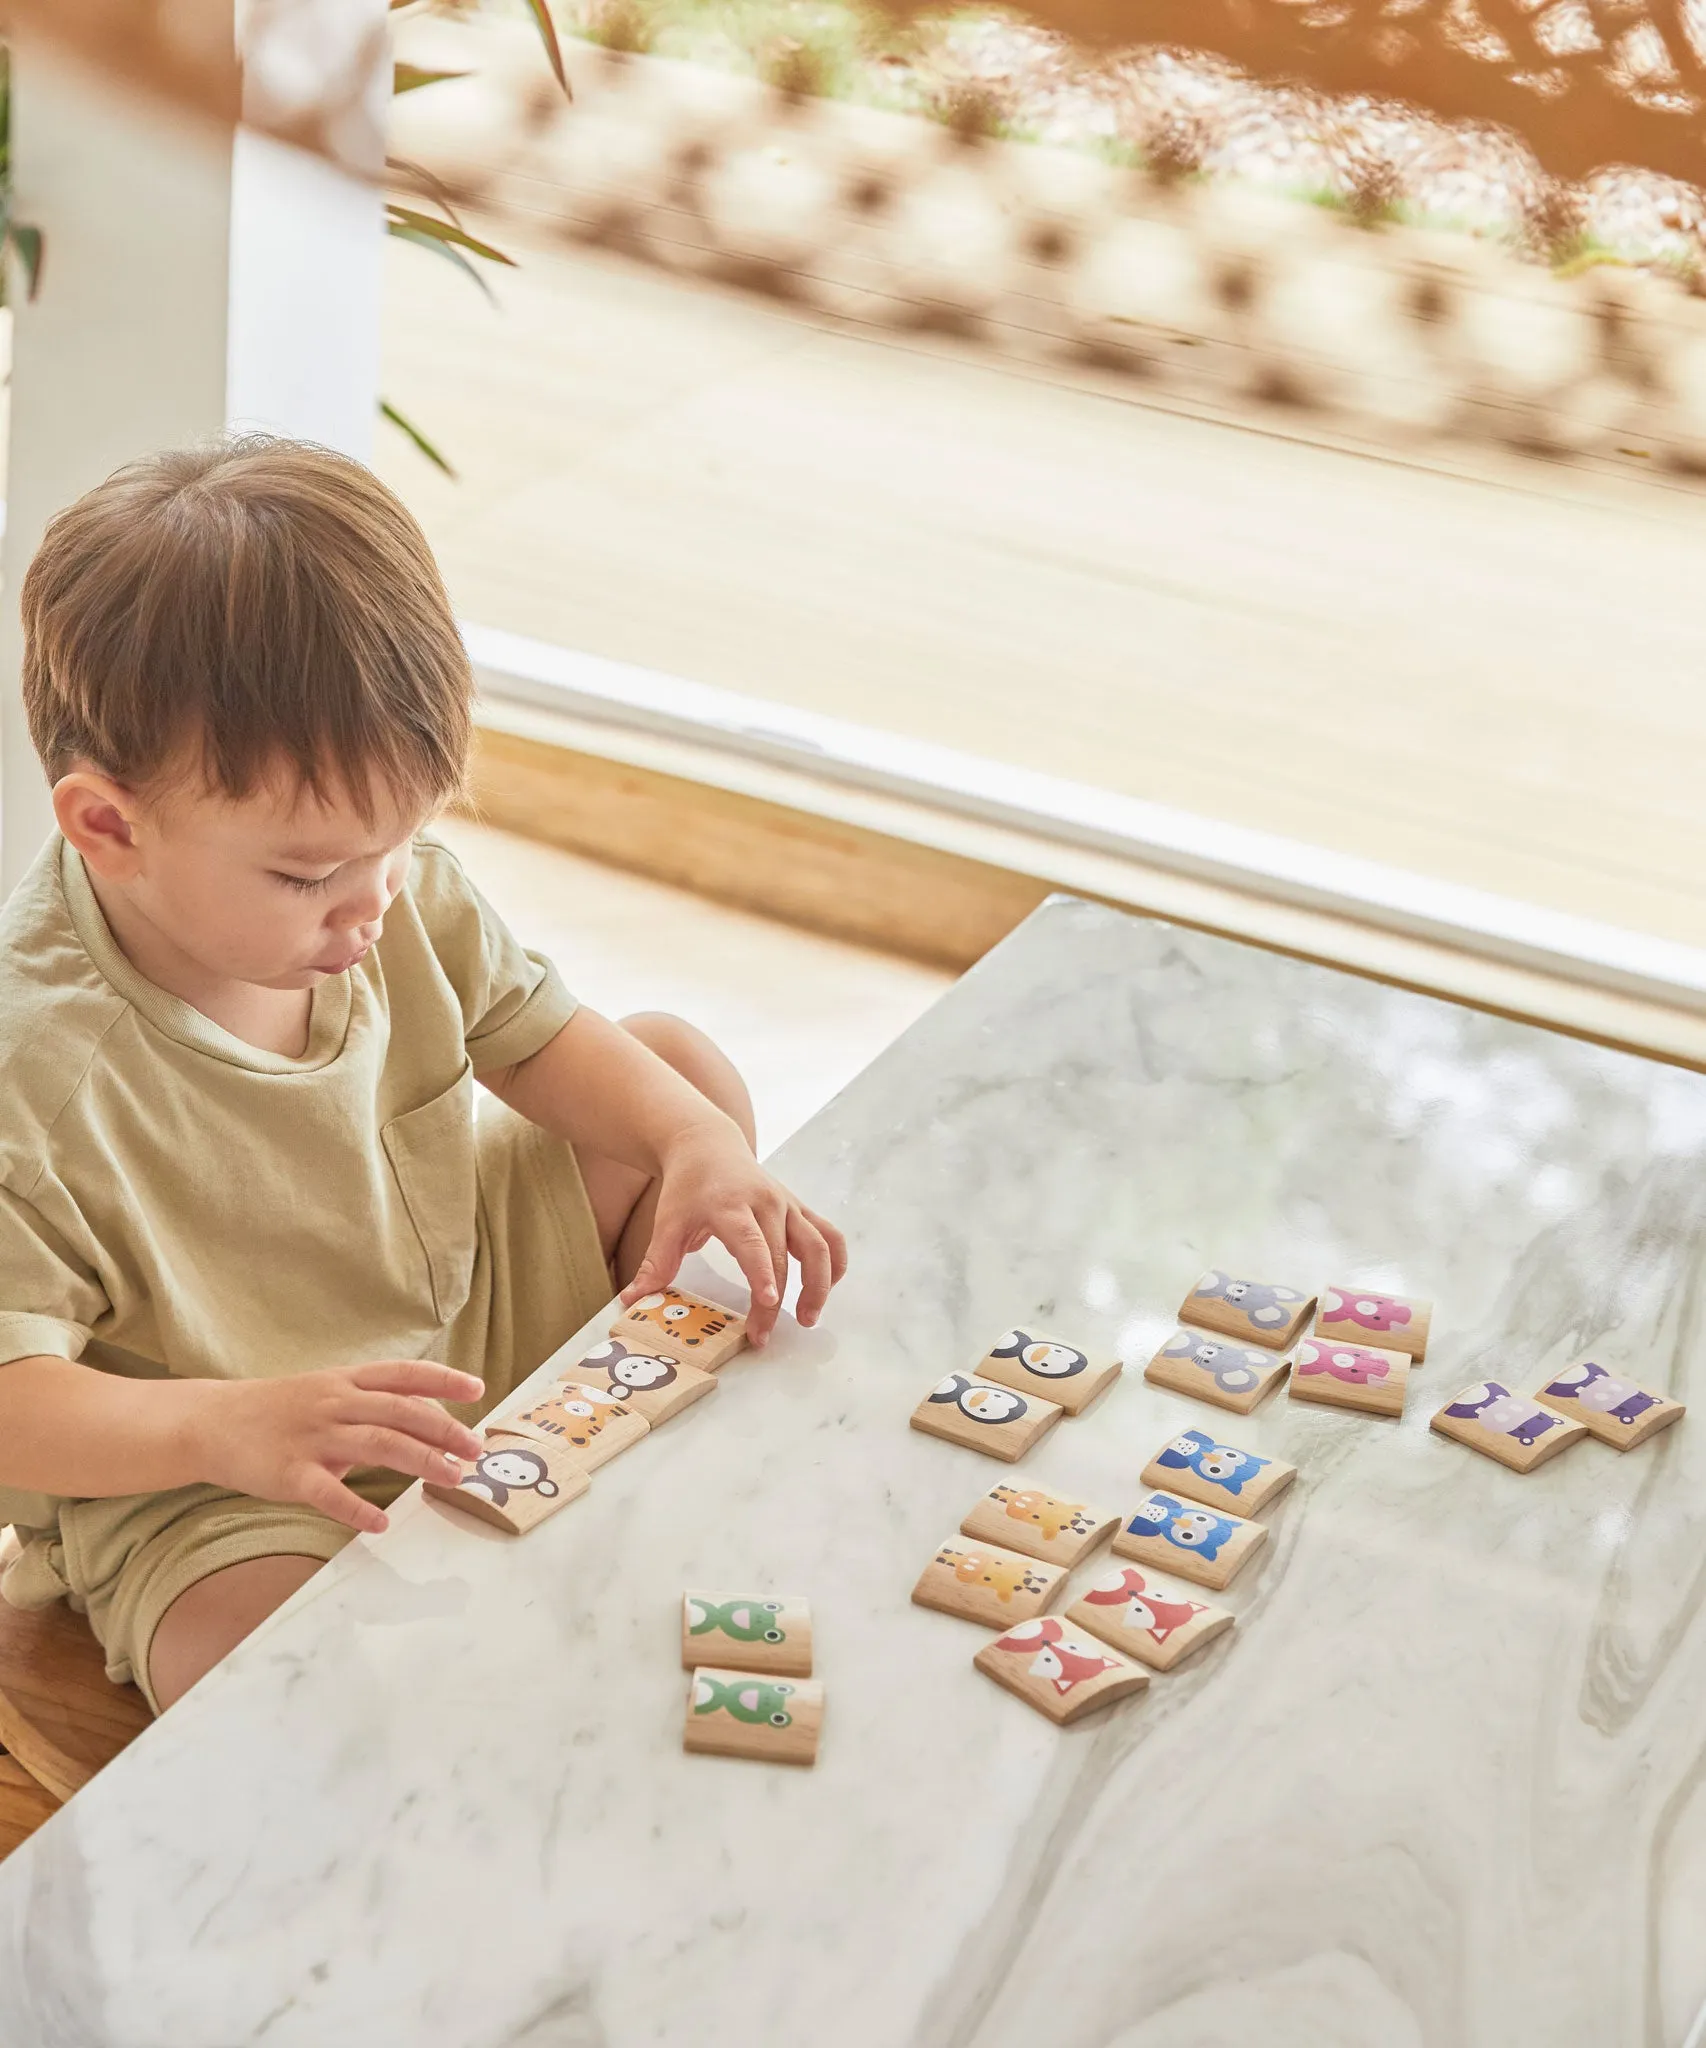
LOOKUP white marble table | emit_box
[4,896,1706,2048]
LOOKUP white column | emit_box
[0,3,388,891]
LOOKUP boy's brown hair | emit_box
[20,434,471,819]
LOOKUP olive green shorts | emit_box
[1,1108,613,1714]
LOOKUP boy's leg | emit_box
[577,1012,758,1287]
[148,1554,324,1709]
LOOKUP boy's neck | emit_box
[84,868,315,1059]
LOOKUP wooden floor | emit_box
[379,226,1706,955]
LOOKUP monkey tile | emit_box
[566,1338,718,1426]
[681,1592,813,1677]
[1315,1286,1432,1361]
[502,1380,651,1470]
[1534,1360,1685,1450]
[909,1373,1063,1462]
[1066,1563,1235,1673]
[1144,1327,1291,1416]
[1288,1336,1409,1419]
[973,1328,1121,1416]
[959,1479,1120,1569]
[609,1288,748,1370]
[910,1535,1066,1626]
[1430,1379,1589,1473]
[1110,1489,1266,1592]
[424,1429,590,1536]
[1179,1271,1315,1350]
[973,1617,1149,1725]
[1140,1428,1296,1516]
[683,1666,823,1766]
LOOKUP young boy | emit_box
[0,435,846,1717]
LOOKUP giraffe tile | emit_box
[1066,1563,1235,1673]
[1315,1285,1432,1361]
[910,1536,1066,1626]
[1140,1428,1296,1516]
[1110,1489,1267,1592]
[1288,1336,1409,1419]
[1178,1270,1315,1350]
[1534,1360,1685,1450]
[565,1338,718,1426]
[500,1380,651,1470]
[1430,1379,1589,1473]
[959,1479,1120,1569]
[1144,1327,1291,1415]
[423,1430,590,1536]
[610,1288,748,1370]
[908,1373,1063,1462]
[681,1592,812,1677]
[973,1328,1121,1415]
[973,1617,1149,1725]
[683,1666,823,1766]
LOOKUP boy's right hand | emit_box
[185,1360,486,1536]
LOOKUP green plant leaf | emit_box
[521,0,572,99]
[384,205,515,268]
[381,400,456,477]
[386,222,499,303]
[393,63,470,95]
[7,222,41,300]
[386,155,466,229]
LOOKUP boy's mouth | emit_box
[311,939,372,975]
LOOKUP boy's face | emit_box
[73,764,431,991]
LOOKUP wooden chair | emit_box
[0,1530,151,1858]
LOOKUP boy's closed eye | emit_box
[273,870,338,894]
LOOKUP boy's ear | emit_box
[53,769,145,879]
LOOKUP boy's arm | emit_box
[480,1007,846,1345]
[0,1353,487,1535]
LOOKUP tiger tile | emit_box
[500,1380,651,1470]
[959,1479,1120,1569]
[910,1535,1066,1626]
[1144,1327,1292,1416]
[973,1616,1149,1725]
[973,1328,1121,1416]
[1110,1488,1267,1592]
[1066,1562,1235,1673]
[1140,1428,1296,1516]
[909,1372,1062,1462]
[609,1288,748,1370]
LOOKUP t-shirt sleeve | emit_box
[410,836,579,1070]
[0,1182,108,1367]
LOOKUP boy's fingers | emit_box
[296,1467,387,1536]
[352,1360,484,1404]
[350,1392,483,1462]
[620,1220,691,1305]
[352,1426,468,1489]
[786,1209,834,1327]
[724,1217,781,1342]
[802,1206,849,1285]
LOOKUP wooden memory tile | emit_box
[1288,1336,1409,1419]
[610,1288,748,1370]
[1178,1271,1316,1351]
[424,1430,590,1535]
[1534,1360,1685,1449]
[1430,1380,1589,1473]
[959,1479,1120,1569]
[1144,1327,1291,1415]
[974,1328,1121,1416]
[683,1666,823,1766]
[973,1617,1149,1725]
[910,1536,1066,1627]
[909,1373,1063,1463]
[1315,1285,1432,1361]
[565,1338,717,1426]
[681,1592,813,1677]
[1066,1563,1234,1673]
[1111,1489,1267,1592]
[1140,1428,1297,1516]
[502,1380,651,1470]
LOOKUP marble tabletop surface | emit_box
[4,895,1706,2048]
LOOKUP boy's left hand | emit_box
[618,1125,847,1346]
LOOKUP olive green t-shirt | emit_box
[0,832,577,1530]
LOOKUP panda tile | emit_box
[910,1535,1067,1627]
[610,1287,748,1370]
[1110,1489,1267,1592]
[1145,1327,1292,1416]
[683,1666,823,1766]
[1430,1380,1589,1473]
[1066,1562,1235,1673]
[973,1617,1149,1725]
[909,1373,1063,1462]
[1140,1428,1296,1517]
[959,1479,1120,1569]
[1178,1271,1316,1351]
[424,1429,590,1535]
[501,1380,651,1470]
[1534,1360,1685,1450]
[564,1338,718,1427]
[681,1592,813,1677]
[1288,1337,1409,1418]
[1315,1285,1432,1361]
[973,1328,1121,1416]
